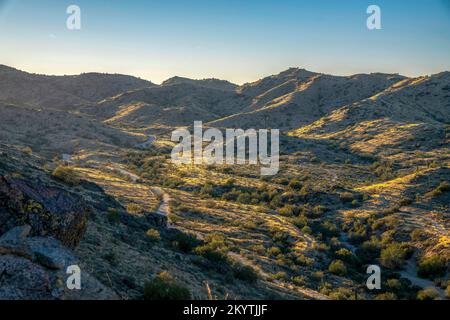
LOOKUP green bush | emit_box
[410,229,428,241]
[126,203,144,215]
[194,233,229,263]
[334,248,357,264]
[291,215,308,229]
[356,239,381,263]
[288,179,302,191]
[267,246,281,257]
[52,166,80,186]
[106,208,120,224]
[301,226,312,235]
[380,243,411,269]
[340,192,354,203]
[102,252,118,266]
[272,272,287,281]
[144,272,191,300]
[232,263,258,283]
[279,205,298,217]
[171,232,198,253]
[416,288,439,300]
[146,229,161,241]
[374,292,397,300]
[328,260,347,276]
[292,276,306,286]
[328,287,354,300]
[417,255,447,279]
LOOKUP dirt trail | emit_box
[400,258,446,299]
[150,187,171,217]
[228,252,328,300]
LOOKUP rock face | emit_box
[0,226,118,300]
[0,176,89,248]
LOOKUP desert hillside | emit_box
[0,65,448,300]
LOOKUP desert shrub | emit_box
[278,205,298,217]
[146,229,161,241]
[318,221,340,239]
[381,205,401,215]
[343,219,371,244]
[291,215,308,229]
[380,243,412,269]
[144,272,191,300]
[312,205,326,216]
[170,232,198,253]
[106,208,120,224]
[446,284,450,299]
[372,161,394,180]
[374,292,397,300]
[399,197,413,206]
[427,181,450,197]
[340,192,354,203]
[126,203,144,215]
[295,254,314,267]
[334,248,357,264]
[194,233,229,263]
[416,287,440,300]
[417,255,447,279]
[236,193,252,204]
[292,276,307,286]
[52,166,80,186]
[21,146,33,154]
[269,195,283,208]
[267,246,281,257]
[288,178,302,191]
[328,287,354,300]
[312,271,324,281]
[301,226,312,235]
[232,263,258,283]
[102,252,118,266]
[199,183,215,197]
[386,278,401,291]
[224,178,235,187]
[328,260,347,276]
[272,272,287,281]
[410,229,428,241]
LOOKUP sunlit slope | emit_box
[209,70,404,130]
[289,72,450,159]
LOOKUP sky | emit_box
[0,0,449,84]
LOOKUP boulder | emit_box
[0,176,90,248]
[0,226,118,300]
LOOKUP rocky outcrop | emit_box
[0,176,89,248]
[0,225,118,300]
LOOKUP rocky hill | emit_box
[0,65,448,300]
[210,69,406,130]
[83,82,249,128]
[0,65,153,110]
[162,76,238,92]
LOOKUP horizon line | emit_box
[2,63,449,86]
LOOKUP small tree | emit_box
[416,288,439,300]
[52,166,80,186]
[328,260,347,276]
[144,272,191,300]
[380,243,411,269]
[417,255,447,279]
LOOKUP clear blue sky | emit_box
[0,0,449,84]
